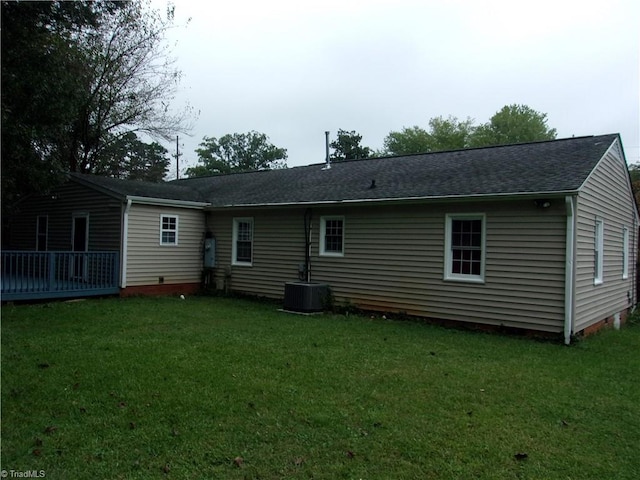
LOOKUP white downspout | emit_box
[564,196,576,345]
[121,198,132,288]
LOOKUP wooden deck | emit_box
[1,251,120,301]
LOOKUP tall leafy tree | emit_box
[1,0,190,210]
[628,164,640,206]
[66,0,191,174]
[1,1,104,206]
[428,116,475,151]
[383,105,557,156]
[186,131,288,177]
[93,132,170,182]
[470,104,557,147]
[383,117,475,155]
[382,126,431,156]
[330,129,372,161]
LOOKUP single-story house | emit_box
[3,134,638,343]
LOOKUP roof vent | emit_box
[322,131,331,170]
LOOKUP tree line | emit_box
[186,104,557,176]
[7,1,634,207]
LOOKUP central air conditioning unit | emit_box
[283,282,330,313]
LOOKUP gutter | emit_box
[121,198,132,288]
[204,190,578,211]
[564,195,576,345]
[125,195,209,209]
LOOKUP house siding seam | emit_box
[126,204,205,287]
[207,200,566,333]
[574,147,638,332]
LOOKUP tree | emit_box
[330,129,372,161]
[1,1,105,207]
[383,126,431,156]
[383,117,474,155]
[628,164,640,206]
[186,132,288,177]
[428,116,475,151]
[1,0,190,210]
[470,104,557,147]
[65,0,192,174]
[382,105,557,156]
[93,132,170,182]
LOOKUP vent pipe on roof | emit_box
[323,131,331,170]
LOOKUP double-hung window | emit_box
[320,216,345,256]
[36,215,48,251]
[594,219,604,285]
[444,214,486,283]
[160,215,178,246]
[233,218,254,265]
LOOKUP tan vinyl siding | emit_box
[126,204,205,286]
[574,142,638,331]
[9,181,121,251]
[209,199,567,332]
[207,209,306,295]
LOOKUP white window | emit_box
[233,218,253,265]
[160,215,178,245]
[622,226,629,280]
[594,219,604,285]
[36,215,48,251]
[320,216,345,256]
[444,214,486,283]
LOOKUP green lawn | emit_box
[1,296,639,479]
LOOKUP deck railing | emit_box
[1,251,120,301]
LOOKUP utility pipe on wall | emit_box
[564,196,576,345]
[121,198,133,288]
[304,208,313,282]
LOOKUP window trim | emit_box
[320,216,345,257]
[232,217,254,266]
[159,214,179,246]
[444,213,486,284]
[622,225,629,280]
[36,215,48,251]
[594,218,604,285]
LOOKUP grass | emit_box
[1,296,639,479]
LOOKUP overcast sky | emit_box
[155,0,639,176]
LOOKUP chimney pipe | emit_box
[324,131,331,170]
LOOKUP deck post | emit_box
[48,252,56,292]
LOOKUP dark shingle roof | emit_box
[69,135,620,207]
[170,134,619,207]
[70,172,207,203]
